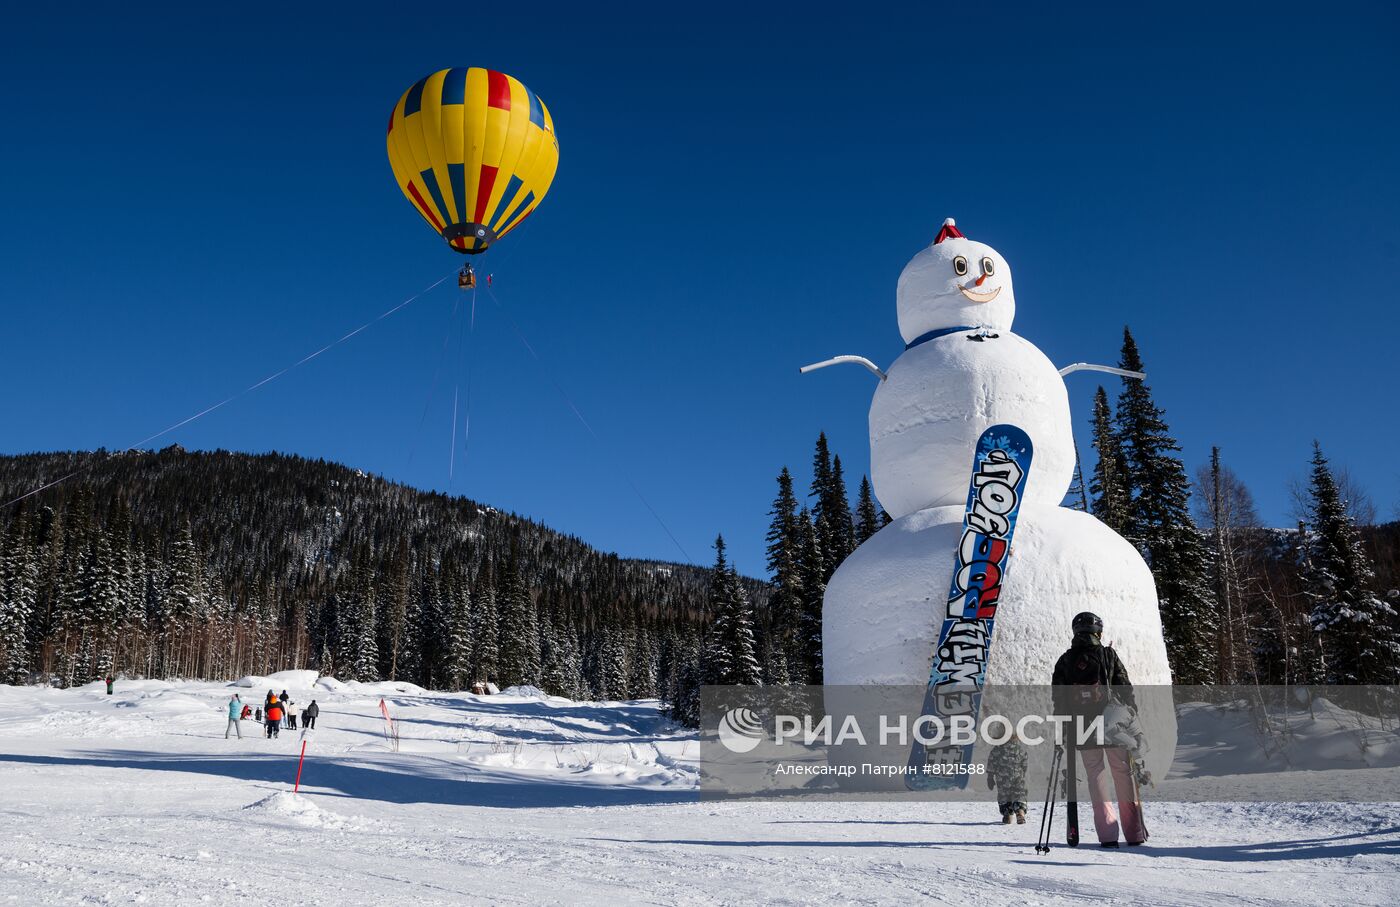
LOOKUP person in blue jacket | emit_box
[225,694,243,739]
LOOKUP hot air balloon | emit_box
[387,68,559,289]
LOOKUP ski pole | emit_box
[294,740,307,793]
[1035,745,1062,854]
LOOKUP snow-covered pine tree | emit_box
[336,545,380,682]
[666,623,703,726]
[0,509,37,683]
[627,622,658,698]
[414,566,445,688]
[795,508,825,684]
[540,601,582,699]
[809,434,856,582]
[444,580,473,691]
[495,547,541,687]
[380,540,411,681]
[764,467,802,679]
[828,456,857,567]
[1089,386,1131,533]
[85,530,122,679]
[163,523,204,678]
[855,476,881,544]
[1302,442,1400,684]
[702,536,762,687]
[1114,329,1217,684]
[470,565,500,685]
[595,622,629,699]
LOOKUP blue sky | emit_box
[2,3,1397,575]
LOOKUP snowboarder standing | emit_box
[987,733,1029,824]
[105,676,114,695]
[1051,611,1148,848]
[225,694,243,739]
[302,700,318,730]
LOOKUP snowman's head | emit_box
[896,219,1015,344]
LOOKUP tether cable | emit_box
[2,271,455,510]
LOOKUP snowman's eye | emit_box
[981,257,995,276]
[953,256,968,276]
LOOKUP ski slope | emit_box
[0,677,1396,906]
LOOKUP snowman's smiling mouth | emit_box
[958,285,1001,303]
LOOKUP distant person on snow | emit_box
[105,676,115,695]
[255,707,262,722]
[1051,611,1147,848]
[225,694,243,739]
[987,733,1029,825]
[280,691,296,730]
[265,697,284,739]
[240,704,252,721]
[302,700,318,730]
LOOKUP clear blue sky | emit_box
[2,3,1397,576]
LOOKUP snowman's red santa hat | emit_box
[934,218,965,244]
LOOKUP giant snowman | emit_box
[807,218,1174,780]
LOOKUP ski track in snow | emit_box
[0,678,1396,906]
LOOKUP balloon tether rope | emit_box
[2,271,456,510]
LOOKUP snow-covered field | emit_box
[1,676,1396,906]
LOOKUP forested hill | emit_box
[0,447,752,698]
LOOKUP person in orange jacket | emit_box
[265,697,284,739]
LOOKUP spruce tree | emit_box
[350,548,380,682]
[855,476,881,544]
[764,467,802,676]
[445,583,473,690]
[1114,329,1217,684]
[702,536,762,686]
[812,433,840,582]
[795,510,825,684]
[1089,386,1131,533]
[85,531,121,678]
[828,456,857,566]
[540,603,581,698]
[596,623,629,699]
[495,549,540,687]
[0,510,37,683]
[627,623,658,698]
[470,567,500,685]
[1302,443,1400,684]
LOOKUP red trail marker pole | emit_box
[294,740,307,793]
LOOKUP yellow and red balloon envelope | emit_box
[387,68,559,254]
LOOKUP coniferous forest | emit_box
[2,328,1399,726]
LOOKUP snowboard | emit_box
[906,424,1033,791]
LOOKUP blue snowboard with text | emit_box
[905,424,1033,791]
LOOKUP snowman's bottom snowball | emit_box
[823,503,1175,782]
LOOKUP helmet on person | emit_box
[1071,611,1104,634]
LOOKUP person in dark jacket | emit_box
[280,691,296,729]
[302,700,319,730]
[1051,611,1147,847]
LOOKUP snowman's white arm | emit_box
[1057,363,1146,380]
[798,355,887,382]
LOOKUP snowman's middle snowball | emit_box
[869,332,1076,519]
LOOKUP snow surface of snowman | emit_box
[810,219,1175,783]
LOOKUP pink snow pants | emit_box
[1081,747,1146,844]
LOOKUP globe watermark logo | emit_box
[716,707,766,753]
